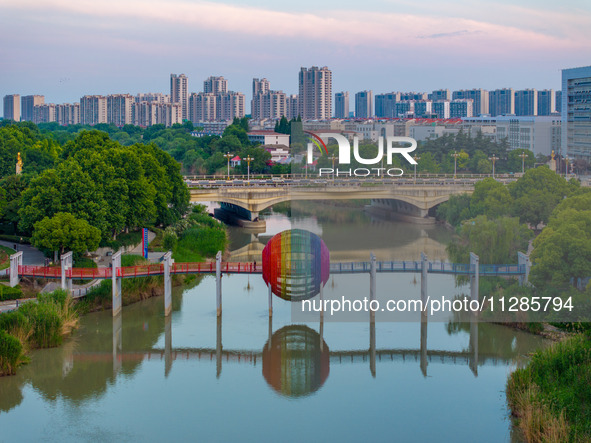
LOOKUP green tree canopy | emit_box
[32,212,101,254]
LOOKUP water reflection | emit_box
[262,325,330,398]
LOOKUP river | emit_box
[0,202,548,442]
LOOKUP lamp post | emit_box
[244,155,254,184]
[413,154,421,184]
[518,152,528,173]
[329,155,337,181]
[451,151,460,179]
[489,155,499,179]
[223,152,233,180]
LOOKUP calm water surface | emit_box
[0,205,548,442]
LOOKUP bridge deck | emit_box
[17,260,524,280]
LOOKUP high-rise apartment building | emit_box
[375,92,401,118]
[21,95,45,121]
[189,93,218,122]
[515,89,538,116]
[556,91,562,113]
[400,92,428,101]
[170,74,188,120]
[286,95,299,120]
[452,89,489,116]
[3,95,20,121]
[107,94,134,126]
[56,103,80,126]
[450,99,473,118]
[395,101,414,117]
[220,92,246,121]
[251,78,286,120]
[432,100,450,119]
[355,90,373,118]
[136,93,170,104]
[429,89,451,101]
[489,88,515,116]
[562,66,591,159]
[298,66,332,120]
[204,76,228,95]
[414,100,432,118]
[252,78,270,96]
[537,90,556,116]
[334,92,349,118]
[32,103,56,124]
[80,95,107,125]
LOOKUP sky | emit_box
[1,0,590,114]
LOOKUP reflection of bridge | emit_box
[190,183,477,220]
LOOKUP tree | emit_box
[447,216,532,264]
[32,212,101,255]
[509,166,572,227]
[470,178,512,219]
[507,149,534,173]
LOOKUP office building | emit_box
[21,95,44,121]
[3,95,20,121]
[515,89,538,116]
[298,66,332,120]
[170,73,188,120]
[355,90,373,118]
[562,66,591,159]
[556,91,562,113]
[334,92,349,119]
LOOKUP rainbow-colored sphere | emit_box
[262,229,330,301]
[262,325,330,397]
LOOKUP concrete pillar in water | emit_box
[370,253,377,303]
[216,315,222,378]
[517,251,530,286]
[420,252,428,306]
[319,281,324,321]
[164,314,172,377]
[216,251,222,317]
[61,251,73,292]
[112,312,122,375]
[9,251,23,288]
[469,316,479,377]
[420,315,428,377]
[370,252,377,377]
[112,250,122,316]
[163,251,173,316]
[267,314,272,352]
[268,284,273,317]
[470,252,479,303]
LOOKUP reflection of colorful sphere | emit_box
[262,325,330,398]
[262,229,330,301]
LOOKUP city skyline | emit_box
[2,0,590,114]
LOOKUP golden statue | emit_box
[549,150,557,172]
[16,152,23,175]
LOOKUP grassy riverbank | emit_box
[507,332,591,442]
[0,290,78,376]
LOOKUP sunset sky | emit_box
[1,0,590,111]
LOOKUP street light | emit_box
[518,152,528,173]
[223,152,233,180]
[413,154,421,184]
[451,151,460,179]
[244,155,254,183]
[329,155,337,181]
[489,155,499,179]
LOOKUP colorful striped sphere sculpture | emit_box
[262,229,330,301]
[262,325,330,397]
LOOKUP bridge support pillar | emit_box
[268,284,273,317]
[163,251,173,316]
[319,281,324,320]
[370,253,377,377]
[9,251,23,288]
[112,250,122,316]
[165,315,172,377]
[370,253,377,304]
[420,316,428,377]
[420,252,428,306]
[112,312,122,374]
[470,253,479,302]
[469,316,479,377]
[216,251,222,317]
[61,251,73,293]
[216,315,222,378]
[517,251,530,286]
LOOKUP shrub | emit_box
[0,285,23,302]
[0,330,24,375]
[18,300,63,348]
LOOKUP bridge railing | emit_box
[19,265,61,278]
[70,267,112,279]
